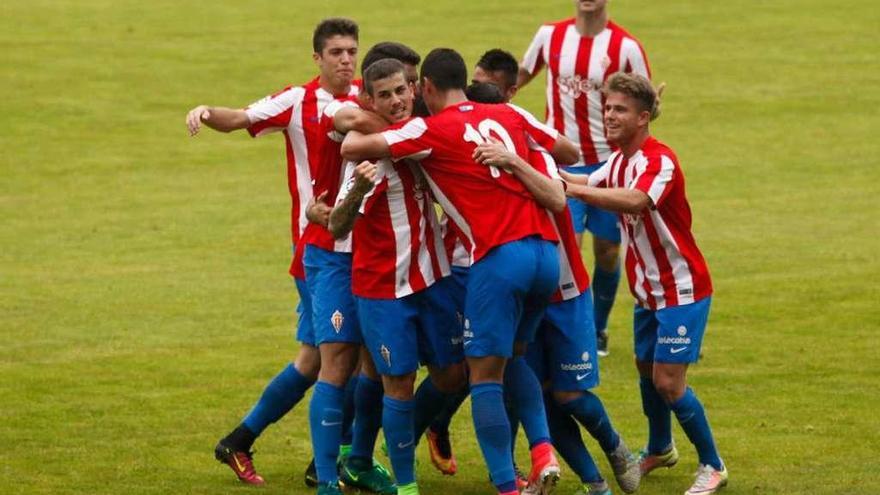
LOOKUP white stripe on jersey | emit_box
[639,155,675,205]
[558,27,582,158]
[421,169,475,263]
[648,209,695,305]
[290,97,313,238]
[586,30,612,160]
[385,166,414,297]
[620,38,649,75]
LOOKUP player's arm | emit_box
[551,135,580,165]
[306,191,332,227]
[518,24,551,89]
[328,161,378,239]
[473,140,566,213]
[341,130,391,161]
[566,184,651,215]
[333,107,388,135]
[186,105,250,135]
[559,168,589,185]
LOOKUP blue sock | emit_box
[558,391,620,453]
[309,381,345,483]
[503,389,520,457]
[341,376,358,446]
[503,357,551,448]
[413,377,450,442]
[349,375,384,462]
[546,394,601,483]
[430,387,469,433]
[471,382,515,490]
[670,388,722,470]
[592,266,620,333]
[383,396,416,485]
[242,363,314,435]
[639,377,673,454]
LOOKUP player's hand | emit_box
[559,168,589,185]
[472,138,515,170]
[353,161,378,194]
[306,191,331,226]
[186,105,211,136]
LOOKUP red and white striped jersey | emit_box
[382,102,561,263]
[588,137,712,310]
[522,19,650,166]
[441,214,471,268]
[244,77,360,277]
[343,159,451,299]
[300,99,363,254]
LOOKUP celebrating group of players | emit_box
[184,1,727,495]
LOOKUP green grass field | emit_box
[3,1,879,493]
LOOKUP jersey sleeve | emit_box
[587,160,612,188]
[245,86,304,137]
[324,100,361,142]
[506,104,559,151]
[620,37,651,79]
[632,154,676,206]
[528,150,562,181]
[381,117,435,162]
[359,161,390,215]
[521,24,553,76]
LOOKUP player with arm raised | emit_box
[563,72,727,495]
[184,18,364,487]
[519,0,651,356]
[342,48,568,495]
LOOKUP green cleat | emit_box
[573,480,612,495]
[397,482,420,495]
[341,457,397,494]
[317,481,344,495]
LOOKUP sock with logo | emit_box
[383,396,417,485]
[592,265,620,334]
[558,391,619,453]
[349,375,384,463]
[309,381,345,483]
[639,377,673,454]
[340,375,358,446]
[503,357,551,447]
[241,363,314,437]
[670,387,722,470]
[413,377,451,442]
[546,393,602,483]
[429,386,469,434]
[471,382,516,490]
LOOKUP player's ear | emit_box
[638,110,651,127]
[312,51,321,64]
[507,85,519,100]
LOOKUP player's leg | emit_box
[651,298,726,494]
[585,215,621,358]
[544,395,610,495]
[561,166,591,250]
[215,276,318,486]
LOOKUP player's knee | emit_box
[430,363,467,393]
[294,345,321,380]
[635,359,654,379]
[593,238,620,272]
[652,376,685,404]
[382,373,416,401]
[552,389,584,405]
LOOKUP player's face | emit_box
[314,35,359,89]
[574,0,608,14]
[472,66,514,102]
[604,91,649,145]
[367,72,414,124]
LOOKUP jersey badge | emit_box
[380,345,392,367]
[331,310,344,333]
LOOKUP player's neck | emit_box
[575,9,608,37]
[318,75,351,97]
[619,129,651,159]
[434,89,468,113]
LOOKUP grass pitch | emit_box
[2,1,879,494]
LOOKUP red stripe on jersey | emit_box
[402,169,429,293]
[548,20,571,135]
[573,35,597,164]
[641,211,679,307]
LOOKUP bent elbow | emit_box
[340,141,357,161]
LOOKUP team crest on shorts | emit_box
[380,345,392,367]
[331,310,344,333]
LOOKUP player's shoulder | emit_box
[607,20,642,41]
[641,136,679,166]
[544,16,576,28]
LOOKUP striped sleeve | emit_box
[632,155,675,206]
[245,86,304,137]
[507,103,559,151]
[620,36,651,78]
[382,118,434,162]
[521,24,553,75]
[587,160,612,188]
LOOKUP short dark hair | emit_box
[313,17,359,53]
[420,48,467,91]
[604,72,662,121]
[465,82,505,104]
[476,49,518,89]
[363,58,406,95]
[362,42,421,75]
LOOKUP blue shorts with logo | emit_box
[294,276,315,346]
[303,244,361,345]
[357,277,464,376]
[464,236,559,358]
[526,289,599,391]
[633,297,712,364]
[565,163,621,243]
[448,265,469,315]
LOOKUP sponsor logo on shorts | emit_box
[463,330,474,339]
[450,336,463,346]
[658,326,691,346]
[561,362,594,372]
[576,372,592,381]
[670,347,688,354]
[380,345,392,367]
[464,318,470,330]
[331,310,344,333]
[581,352,591,362]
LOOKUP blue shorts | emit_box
[633,297,712,364]
[294,277,315,346]
[464,237,559,358]
[526,289,599,391]
[357,278,464,376]
[303,245,361,345]
[448,265,469,317]
[564,163,621,243]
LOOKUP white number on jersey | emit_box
[463,120,517,178]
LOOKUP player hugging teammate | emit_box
[186,4,727,495]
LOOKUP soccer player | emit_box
[563,72,728,495]
[341,48,575,495]
[519,0,651,356]
[326,58,468,495]
[184,18,364,486]
[472,49,521,102]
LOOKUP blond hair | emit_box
[603,72,665,121]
